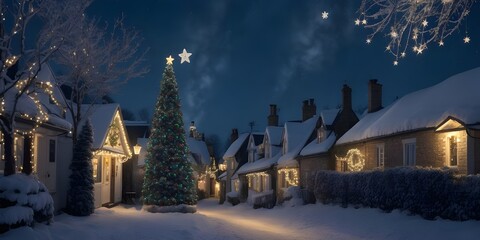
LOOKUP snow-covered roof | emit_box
[2,64,71,131]
[79,104,120,149]
[321,109,340,127]
[186,137,211,165]
[223,133,250,159]
[337,67,480,145]
[237,153,281,175]
[124,120,150,126]
[265,126,283,146]
[277,116,318,168]
[300,132,336,156]
[218,171,227,180]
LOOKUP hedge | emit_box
[308,167,480,220]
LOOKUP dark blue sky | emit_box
[90,0,480,144]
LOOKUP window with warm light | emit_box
[448,136,458,167]
[93,157,102,183]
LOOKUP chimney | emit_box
[342,84,352,111]
[368,79,383,113]
[267,104,279,126]
[302,99,316,121]
[230,128,239,144]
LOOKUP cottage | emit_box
[75,104,133,208]
[219,129,250,204]
[335,68,480,174]
[0,64,73,212]
[298,84,359,190]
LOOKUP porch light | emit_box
[133,144,142,155]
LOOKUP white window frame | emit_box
[376,143,385,168]
[402,138,416,166]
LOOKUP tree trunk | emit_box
[3,131,15,176]
[22,135,32,175]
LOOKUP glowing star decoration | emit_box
[362,19,367,25]
[366,38,372,44]
[464,36,471,43]
[166,55,174,65]
[355,19,360,26]
[321,11,329,20]
[439,40,445,46]
[393,61,398,66]
[178,48,192,64]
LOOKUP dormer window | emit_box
[282,138,287,155]
[317,127,325,143]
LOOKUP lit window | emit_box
[449,136,458,167]
[376,144,385,168]
[92,157,102,183]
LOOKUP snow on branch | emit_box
[357,0,476,64]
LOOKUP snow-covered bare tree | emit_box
[357,0,476,64]
[54,13,148,144]
[0,0,89,176]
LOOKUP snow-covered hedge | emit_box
[247,190,275,209]
[0,174,54,234]
[310,167,480,220]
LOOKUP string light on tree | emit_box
[357,0,475,62]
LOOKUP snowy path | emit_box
[3,198,480,240]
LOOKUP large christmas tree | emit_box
[142,57,197,208]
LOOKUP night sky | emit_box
[89,1,480,146]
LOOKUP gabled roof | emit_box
[277,116,319,168]
[3,63,71,131]
[236,152,281,175]
[223,133,250,159]
[300,131,336,156]
[252,132,264,146]
[321,108,340,127]
[337,67,480,145]
[265,126,283,146]
[186,137,211,165]
[80,104,120,149]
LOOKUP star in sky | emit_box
[166,55,174,65]
[178,48,192,64]
[321,11,329,20]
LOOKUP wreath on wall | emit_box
[336,148,365,172]
[108,122,120,147]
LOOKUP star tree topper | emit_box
[166,55,174,65]
[178,48,192,64]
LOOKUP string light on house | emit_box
[277,168,299,186]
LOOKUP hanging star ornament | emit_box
[166,55,174,65]
[178,48,192,64]
[464,36,471,44]
[321,11,329,20]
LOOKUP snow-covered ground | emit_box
[3,198,480,240]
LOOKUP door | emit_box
[210,178,215,197]
[102,155,111,204]
[35,135,57,192]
